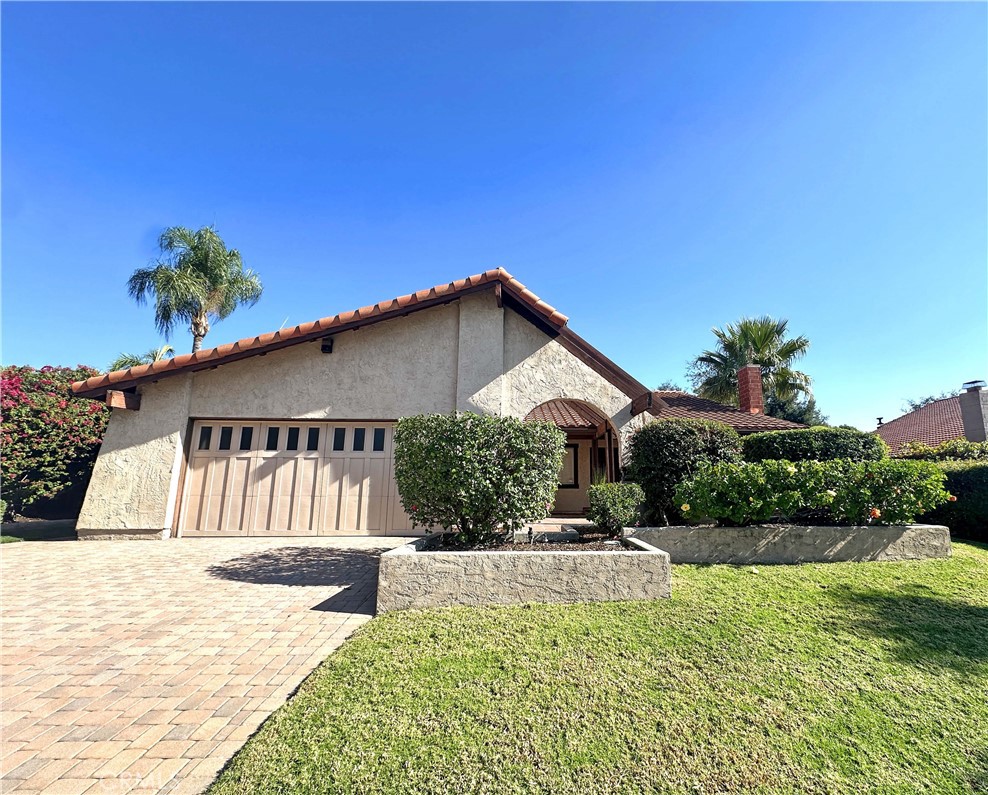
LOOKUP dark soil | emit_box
[428,531,632,553]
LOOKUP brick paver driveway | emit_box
[1,536,409,794]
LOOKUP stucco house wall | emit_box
[78,290,646,535]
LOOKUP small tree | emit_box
[1,365,110,520]
[393,413,565,545]
[625,418,742,525]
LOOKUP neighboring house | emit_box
[71,269,801,539]
[876,381,988,456]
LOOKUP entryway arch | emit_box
[524,399,620,516]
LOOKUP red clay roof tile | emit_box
[525,400,610,429]
[875,396,965,456]
[71,269,568,398]
[652,391,804,433]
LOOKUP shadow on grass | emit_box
[207,546,386,587]
[829,583,988,673]
[0,520,77,542]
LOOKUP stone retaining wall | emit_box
[376,534,671,613]
[628,524,951,565]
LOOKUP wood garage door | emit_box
[179,420,412,536]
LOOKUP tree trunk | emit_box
[190,313,210,353]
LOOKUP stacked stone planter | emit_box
[628,524,951,565]
[376,533,671,613]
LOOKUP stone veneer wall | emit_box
[629,524,951,565]
[377,535,671,613]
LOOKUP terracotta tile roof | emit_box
[652,391,805,434]
[525,399,609,429]
[875,396,965,456]
[71,269,569,399]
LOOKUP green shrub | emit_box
[1,365,110,519]
[0,499,7,523]
[676,459,950,526]
[921,461,988,541]
[587,482,645,536]
[742,426,888,463]
[393,413,565,545]
[899,438,988,461]
[625,419,742,525]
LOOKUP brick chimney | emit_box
[959,380,988,442]
[737,364,764,415]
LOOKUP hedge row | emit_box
[921,461,988,541]
[675,459,950,527]
[742,426,888,463]
[624,419,741,525]
[899,439,988,461]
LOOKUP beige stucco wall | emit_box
[501,310,650,446]
[77,377,192,535]
[553,439,594,514]
[190,302,461,419]
[79,290,647,533]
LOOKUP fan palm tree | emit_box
[108,345,175,373]
[690,316,811,405]
[127,226,263,352]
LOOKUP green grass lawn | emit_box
[211,543,988,795]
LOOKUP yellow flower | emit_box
[681,503,690,512]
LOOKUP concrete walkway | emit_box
[0,536,409,794]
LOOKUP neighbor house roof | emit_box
[525,399,610,430]
[875,396,964,456]
[71,269,654,404]
[652,391,804,434]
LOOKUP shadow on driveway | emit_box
[207,546,387,587]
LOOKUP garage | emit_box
[178,420,412,536]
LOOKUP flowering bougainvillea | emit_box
[1,365,109,520]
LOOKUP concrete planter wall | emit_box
[376,534,671,613]
[628,524,951,565]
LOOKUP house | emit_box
[876,380,988,456]
[71,269,801,539]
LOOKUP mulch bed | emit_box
[428,531,631,553]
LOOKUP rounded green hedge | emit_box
[587,482,644,536]
[742,426,888,463]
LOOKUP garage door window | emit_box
[219,426,233,450]
[307,427,320,451]
[353,428,366,451]
[266,427,280,451]
[286,427,300,451]
[239,427,253,450]
[373,428,386,451]
[198,426,212,451]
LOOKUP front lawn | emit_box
[211,543,988,794]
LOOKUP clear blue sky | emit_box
[3,2,985,430]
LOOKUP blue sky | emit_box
[3,2,985,430]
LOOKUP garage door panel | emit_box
[182,420,414,537]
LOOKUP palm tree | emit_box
[127,226,263,352]
[108,345,175,373]
[689,316,811,405]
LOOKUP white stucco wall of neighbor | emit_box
[78,290,648,534]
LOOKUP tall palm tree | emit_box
[690,316,811,405]
[108,345,174,373]
[127,226,263,352]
